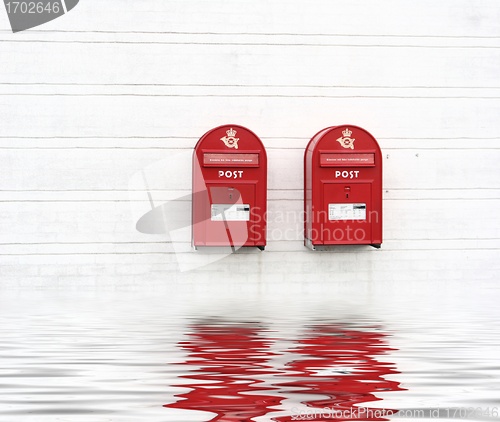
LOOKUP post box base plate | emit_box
[305,238,382,251]
[193,245,265,252]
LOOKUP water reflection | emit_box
[275,323,404,421]
[166,320,403,421]
[165,320,283,420]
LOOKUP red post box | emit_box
[192,124,267,250]
[304,125,382,249]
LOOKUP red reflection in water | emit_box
[165,322,403,421]
[165,322,283,421]
[275,324,404,421]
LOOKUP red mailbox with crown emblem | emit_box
[304,125,382,249]
[192,124,267,250]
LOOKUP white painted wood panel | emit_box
[0,148,498,191]
[2,0,499,37]
[1,96,499,140]
[1,249,499,289]
[1,39,499,87]
[0,198,497,244]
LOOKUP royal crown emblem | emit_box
[220,128,239,149]
[336,127,355,149]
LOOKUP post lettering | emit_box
[335,170,360,179]
[218,170,244,179]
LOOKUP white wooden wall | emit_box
[1,0,499,287]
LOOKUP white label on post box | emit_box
[211,204,250,221]
[328,203,366,220]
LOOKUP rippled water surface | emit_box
[1,281,499,421]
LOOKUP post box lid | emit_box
[320,152,375,167]
[203,152,260,167]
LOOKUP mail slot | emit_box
[304,125,382,249]
[192,124,267,250]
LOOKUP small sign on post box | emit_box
[304,125,382,249]
[192,124,267,250]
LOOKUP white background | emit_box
[1,0,499,286]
